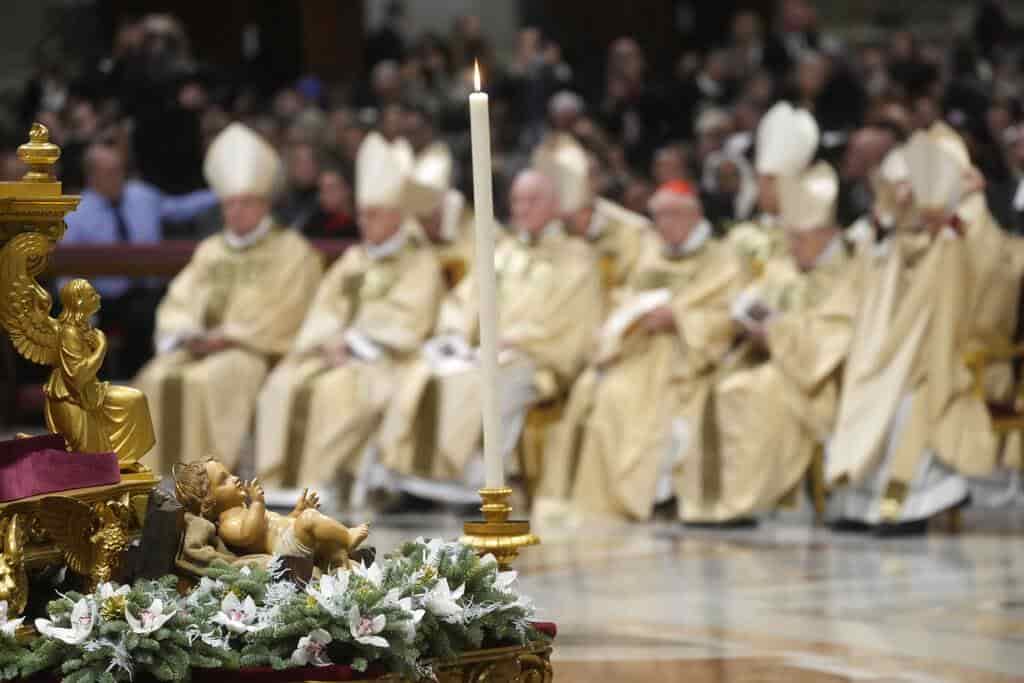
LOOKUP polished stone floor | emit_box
[359,505,1024,682]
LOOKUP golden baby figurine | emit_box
[173,459,369,570]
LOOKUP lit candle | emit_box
[469,61,503,489]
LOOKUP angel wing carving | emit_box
[0,232,58,366]
[34,497,97,576]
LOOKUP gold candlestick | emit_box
[460,487,538,568]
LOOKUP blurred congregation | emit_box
[4,0,1024,534]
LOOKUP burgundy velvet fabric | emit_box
[0,434,120,501]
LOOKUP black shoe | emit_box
[683,517,759,529]
[652,497,678,520]
[374,491,438,515]
[874,518,928,537]
[827,518,873,533]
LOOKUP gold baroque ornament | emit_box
[33,496,136,587]
[373,641,554,683]
[0,515,28,615]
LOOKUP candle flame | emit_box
[473,61,481,91]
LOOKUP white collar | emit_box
[439,190,465,243]
[517,220,563,245]
[223,215,273,251]
[664,218,712,259]
[814,233,844,268]
[586,206,608,241]
[366,229,407,260]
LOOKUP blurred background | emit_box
[1,0,1024,419]
[2,0,1022,228]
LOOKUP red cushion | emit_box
[0,435,120,502]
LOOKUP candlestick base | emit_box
[460,487,539,568]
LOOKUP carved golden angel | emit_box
[0,232,155,468]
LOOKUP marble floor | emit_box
[360,506,1024,682]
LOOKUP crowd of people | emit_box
[6,2,1024,533]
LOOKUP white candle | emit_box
[469,62,503,490]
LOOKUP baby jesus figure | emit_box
[173,459,370,570]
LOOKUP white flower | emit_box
[125,598,176,635]
[422,579,465,622]
[96,583,130,601]
[0,601,24,637]
[291,628,332,666]
[348,606,388,648]
[495,570,517,592]
[186,623,229,649]
[35,598,96,644]
[395,597,424,641]
[240,566,252,577]
[210,594,264,633]
[187,577,225,607]
[352,561,384,588]
[307,571,350,617]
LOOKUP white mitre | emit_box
[778,160,838,232]
[356,131,414,209]
[903,130,963,212]
[532,133,591,214]
[203,123,283,199]
[755,101,819,176]
[401,141,453,216]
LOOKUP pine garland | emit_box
[0,539,545,682]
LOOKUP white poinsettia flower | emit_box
[35,598,97,644]
[291,628,332,666]
[186,623,229,649]
[97,583,130,601]
[422,579,465,621]
[348,606,388,648]
[240,566,252,576]
[0,601,24,637]
[495,570,518,592]
[210,593,265,633]
[307,571,350,617]
[395,597,424,640]
[186,577,226,607]
[352,561,384,588]
[125,598,176,635]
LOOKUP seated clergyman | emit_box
[255,131,444,491]
[134,123,322,474]
[682,161,856,524]
[536,180,748,522]
[826,124,1024,533]
[373,168,603,499]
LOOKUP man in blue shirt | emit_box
[63,143,218,376]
